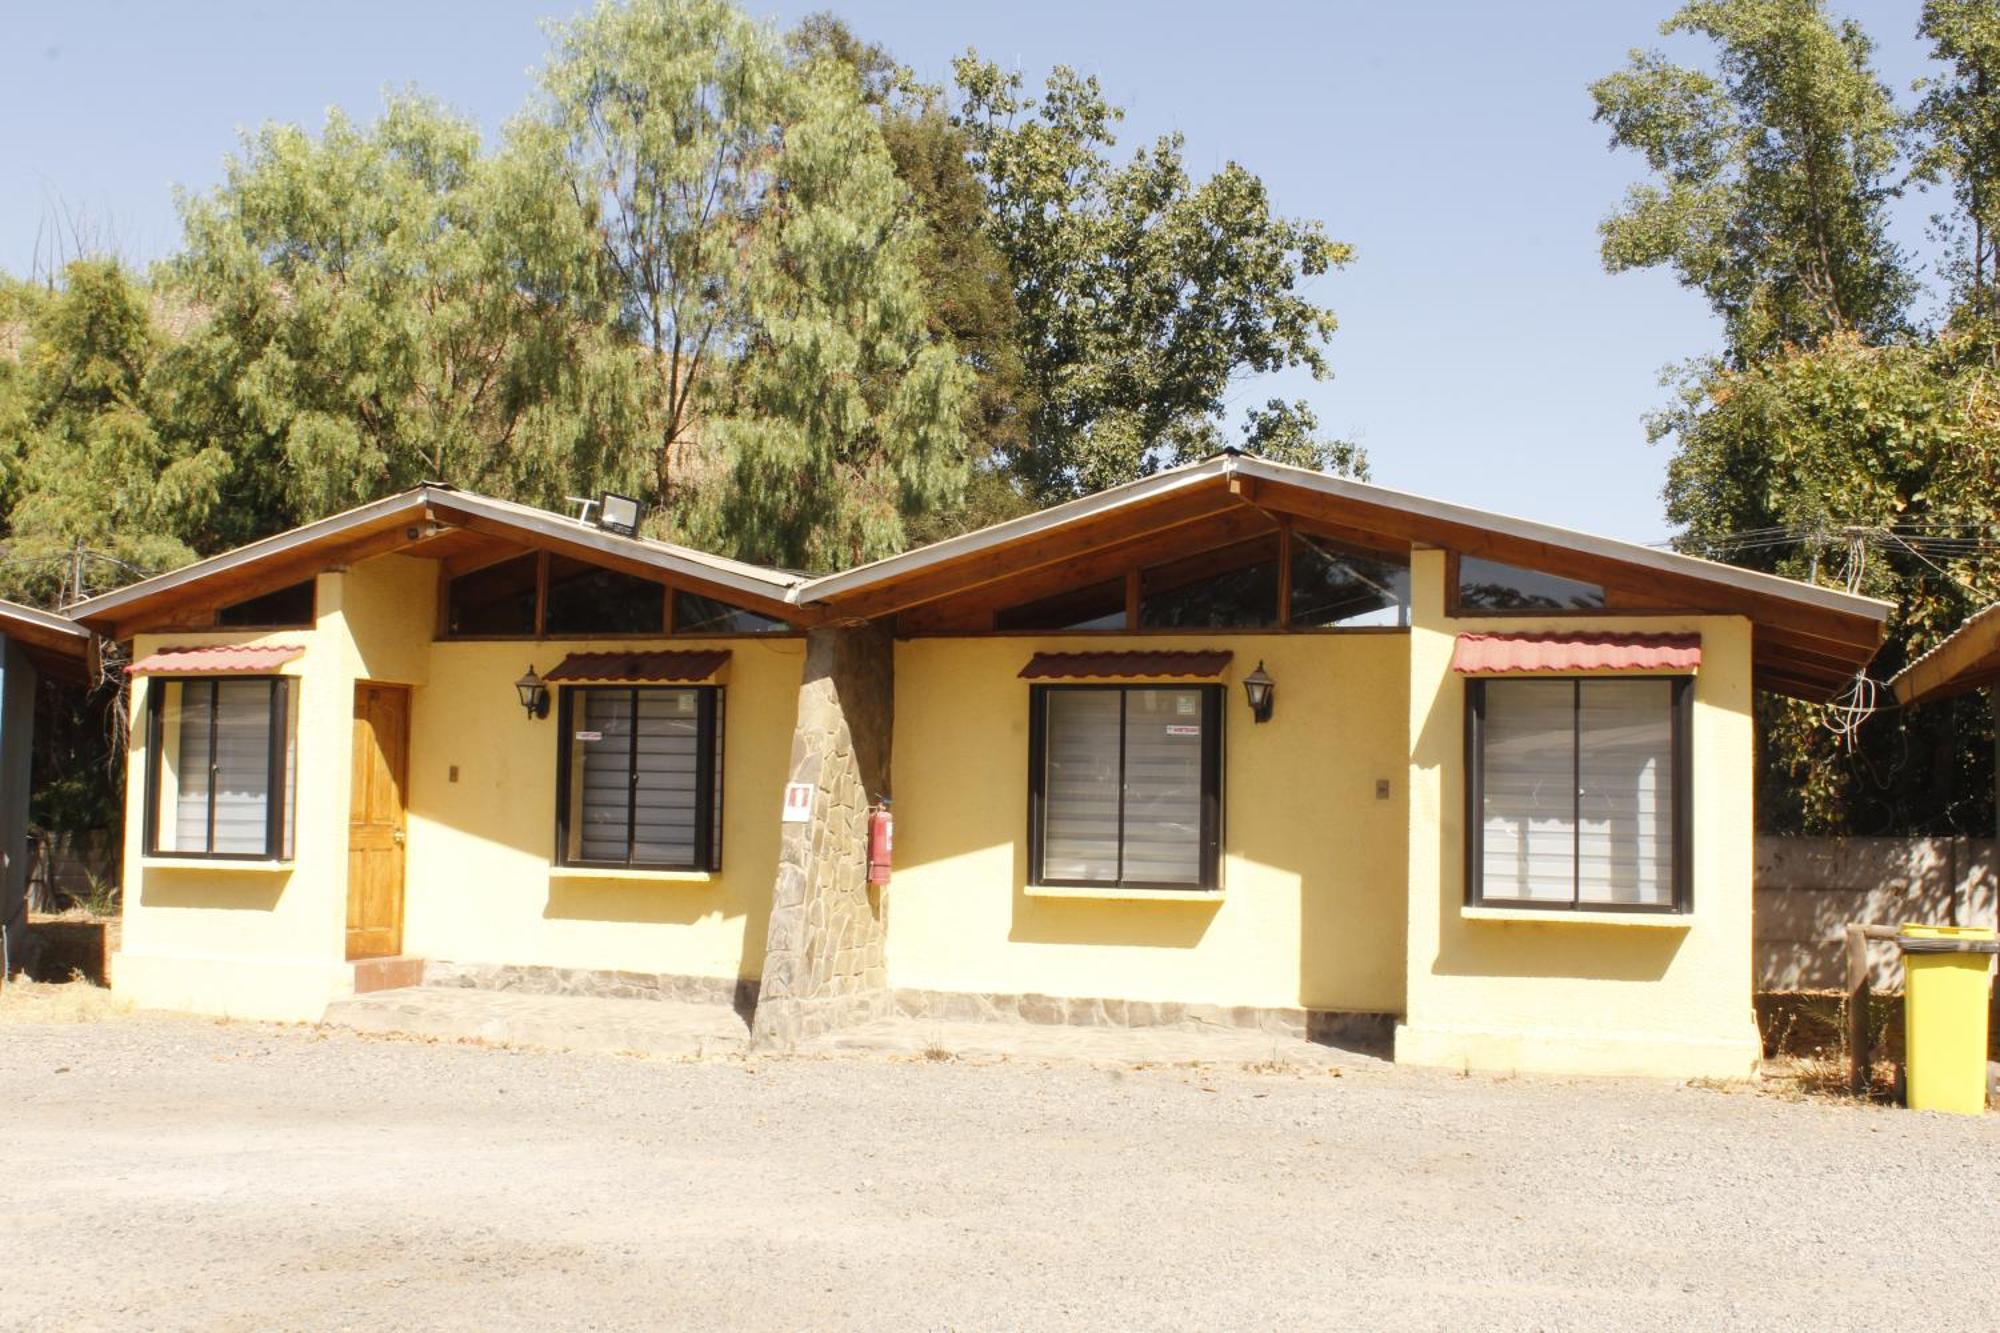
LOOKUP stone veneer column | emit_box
[751,622,893,1048]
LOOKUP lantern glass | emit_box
[1242,661,1276,723]
[515,666,549,719]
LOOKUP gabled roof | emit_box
[67,484,803,637]
[59,453,1893,700]
[1889,601,2000,706]
[792,453,1892,701]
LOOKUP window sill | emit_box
[140,856,292,873]
[1025,884,1224,904]
[1462,905,1691,928]
[550,866,716,884]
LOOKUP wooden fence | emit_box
[1756,836,1999,991]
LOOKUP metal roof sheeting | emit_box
[1018,650,1233,680]
[1450,632,1702,675]
[542,649,731,683]
[125,644,305,675]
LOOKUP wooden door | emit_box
[347,683,409,960]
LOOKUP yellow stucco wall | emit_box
[1394,548,1762,1079]
[401,635,802,981]
[886,633,1411,1013]
[114,552,804,1022]
[112,561,430,1022]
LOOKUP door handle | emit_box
[392,829,406,845]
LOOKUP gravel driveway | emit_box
[2,1008,1996,1332]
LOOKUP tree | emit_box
[0,260,226,605]
[169,96,655,536]
[790,15,1035,541]
[1913,0,2000,316]
[1658,329,2000,831]
[535,0,971,569]
[1592,0,1912,363]
[953,56,1356,501]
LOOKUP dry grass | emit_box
[0,974,130,1024]
[1757,1052,1901,1105]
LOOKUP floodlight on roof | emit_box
[596,493,643,537]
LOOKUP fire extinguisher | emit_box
[867,801,893,887]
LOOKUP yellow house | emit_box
[69,455,1890,1077]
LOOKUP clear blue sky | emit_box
[0,0,1947,543]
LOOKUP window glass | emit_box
[1139,538,1279,629]
[544,556,665,636]
[1457,556,1604,612]
[217,580,315,627]
[1479,680,1576,903]
[1578,680,1674,907]
[995,579,1126,632]
[1040,690,1122,882]
[673,590,789,635]
[1119,689,1206,884]
[559,686,722,870]
[147,677,295,859]
[1035,685,1219,888]
[1474,678,1681,910]
[1290,535,1410,628]
[447,554,539,636]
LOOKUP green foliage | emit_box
[1598,1,2000,834]
[171,95,656,533]
[1913,0,2000,313]
[1657,326,2000,832]
[791,14,1034,531]
[0,261,223,604]
[535,0,971,568]
[953,55,1357,501]
[1592,0,1912,361]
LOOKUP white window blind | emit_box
[1041,690,1122,882]
[210,680,275,854]
[151,677,290,858]
[1477,678,1679,908]
[1037,686,1215,888]
[1120,690,1204,884]
[1578,680,1673,906]
[565,687,714,869]
[1479,680,1576,903]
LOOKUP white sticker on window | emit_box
[1165,724,1200,736]
[574,730,603,742]
[1176,696,1196,715]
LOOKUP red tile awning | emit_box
[1018,650,1233,680]
[125,644,305,675]
[1451,632,1702,675]
[543,649,731,683]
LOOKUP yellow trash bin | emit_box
[1898,924,1998,1115]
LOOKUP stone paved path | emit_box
[321,986,1377,1070]
[323,988,752,1059]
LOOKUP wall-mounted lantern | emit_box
[1242,660,1276,724]
[515,665,550,720]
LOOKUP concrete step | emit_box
[351,956,425,995]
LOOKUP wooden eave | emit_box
[1889,602,2000,707]
[69,486,811,640]
[0,598,92,683]
[795,455,1890,701]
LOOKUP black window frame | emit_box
[142,675,295,861]
[1027,683,1224,892]
[553,684,725,872]
[1464,675,1693,914]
